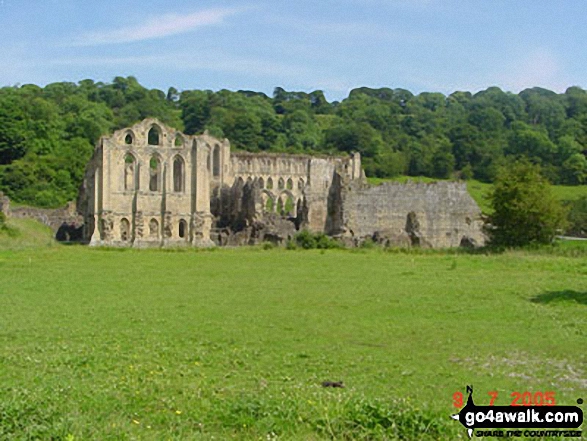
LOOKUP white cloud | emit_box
[262,14,434,46]
[397,49,574,95]
[44,52,352,95]
[496,49,569,93]
[73,8,241,46]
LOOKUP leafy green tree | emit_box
[180,90,211,134]
[507,121,558,164]
[561,153,587,184]
[282,110,321,151]
[323,121,383,159]
[0,89,29,164]
[564,196,587,237]
[488,161,566,246]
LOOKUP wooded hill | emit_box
[1,76,586,208]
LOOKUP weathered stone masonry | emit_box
[79,118,485,247]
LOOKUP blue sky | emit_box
[1,0,586,101]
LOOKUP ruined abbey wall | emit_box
[80,119,362,247]
[80,118,485,248]
[81,119,222,247]
[334,181,485,248]
[225,152,362,231]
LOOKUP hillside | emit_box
[1,78,587,209]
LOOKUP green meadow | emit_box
[0,222,586,440]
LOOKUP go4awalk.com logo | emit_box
[451,386,584,438]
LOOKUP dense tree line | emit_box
[0,76,586,207]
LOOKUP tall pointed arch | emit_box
[173,155,185,192]
[213,145,221,177]
[149,155,162,191]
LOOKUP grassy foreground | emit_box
[0,230,586,439]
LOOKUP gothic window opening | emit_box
[278,178,285,190]
[277,197,284,215]
[148,126,161,146]
[285,196,295,216]
[149,156,161,192]
[266,177,273,189]
[179,219,187,239]
[125,133,133,145]
[173,156,185,192]
[265,197,274,212]
[213,145,220,177]
[286,178,293,190]
[174,135,184,147]
[124,153,137,191]
[120,218,130,241]
[149,218,159,238]
[258,177,264,189]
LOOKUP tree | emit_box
[564,196,587,237]
[561,153,587,185]
[488,161,566,246]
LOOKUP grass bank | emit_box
[0,244,585,439]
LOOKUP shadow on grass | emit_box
[531,290,587,306]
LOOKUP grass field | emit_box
[0,221,586,440]
[367,177,587,215]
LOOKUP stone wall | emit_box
[228,152,362,233]
[10,201,85,241]
[0,192,9,217]
[77,118,485,249]
[335,180,486,248]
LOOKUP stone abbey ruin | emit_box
[78,118,485,248]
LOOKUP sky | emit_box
[1,0,586,101]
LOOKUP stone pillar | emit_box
[191,211,215,247]
[89,171,101,246]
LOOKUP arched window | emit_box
[258,177,264,189]
[298,178,305,190]
[173,156,185,192]
[124,153,137,191]
[179,219,187,239]
[266,177,273,190]
[278,178,285,190]
[148,126,161,146]
[120,218,130,241]
[285,196,295,216]
[264,194,274,212]
[125,133,133,145]
[277,197,284,215]
[149,218,159,238]
[286,178,293,190]
[213,145,220,177]
[174,135,184,147]
[149,156,161,191]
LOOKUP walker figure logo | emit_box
[451,386,583,439]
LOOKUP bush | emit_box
[564,196,587,237]
[293,230,342,250]
[0,212,17,237]
[488,161,567,247]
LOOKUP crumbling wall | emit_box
[0,192,10,217]
[10,201,85,241]
[210,178,297,246]
[336,180,485,248]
